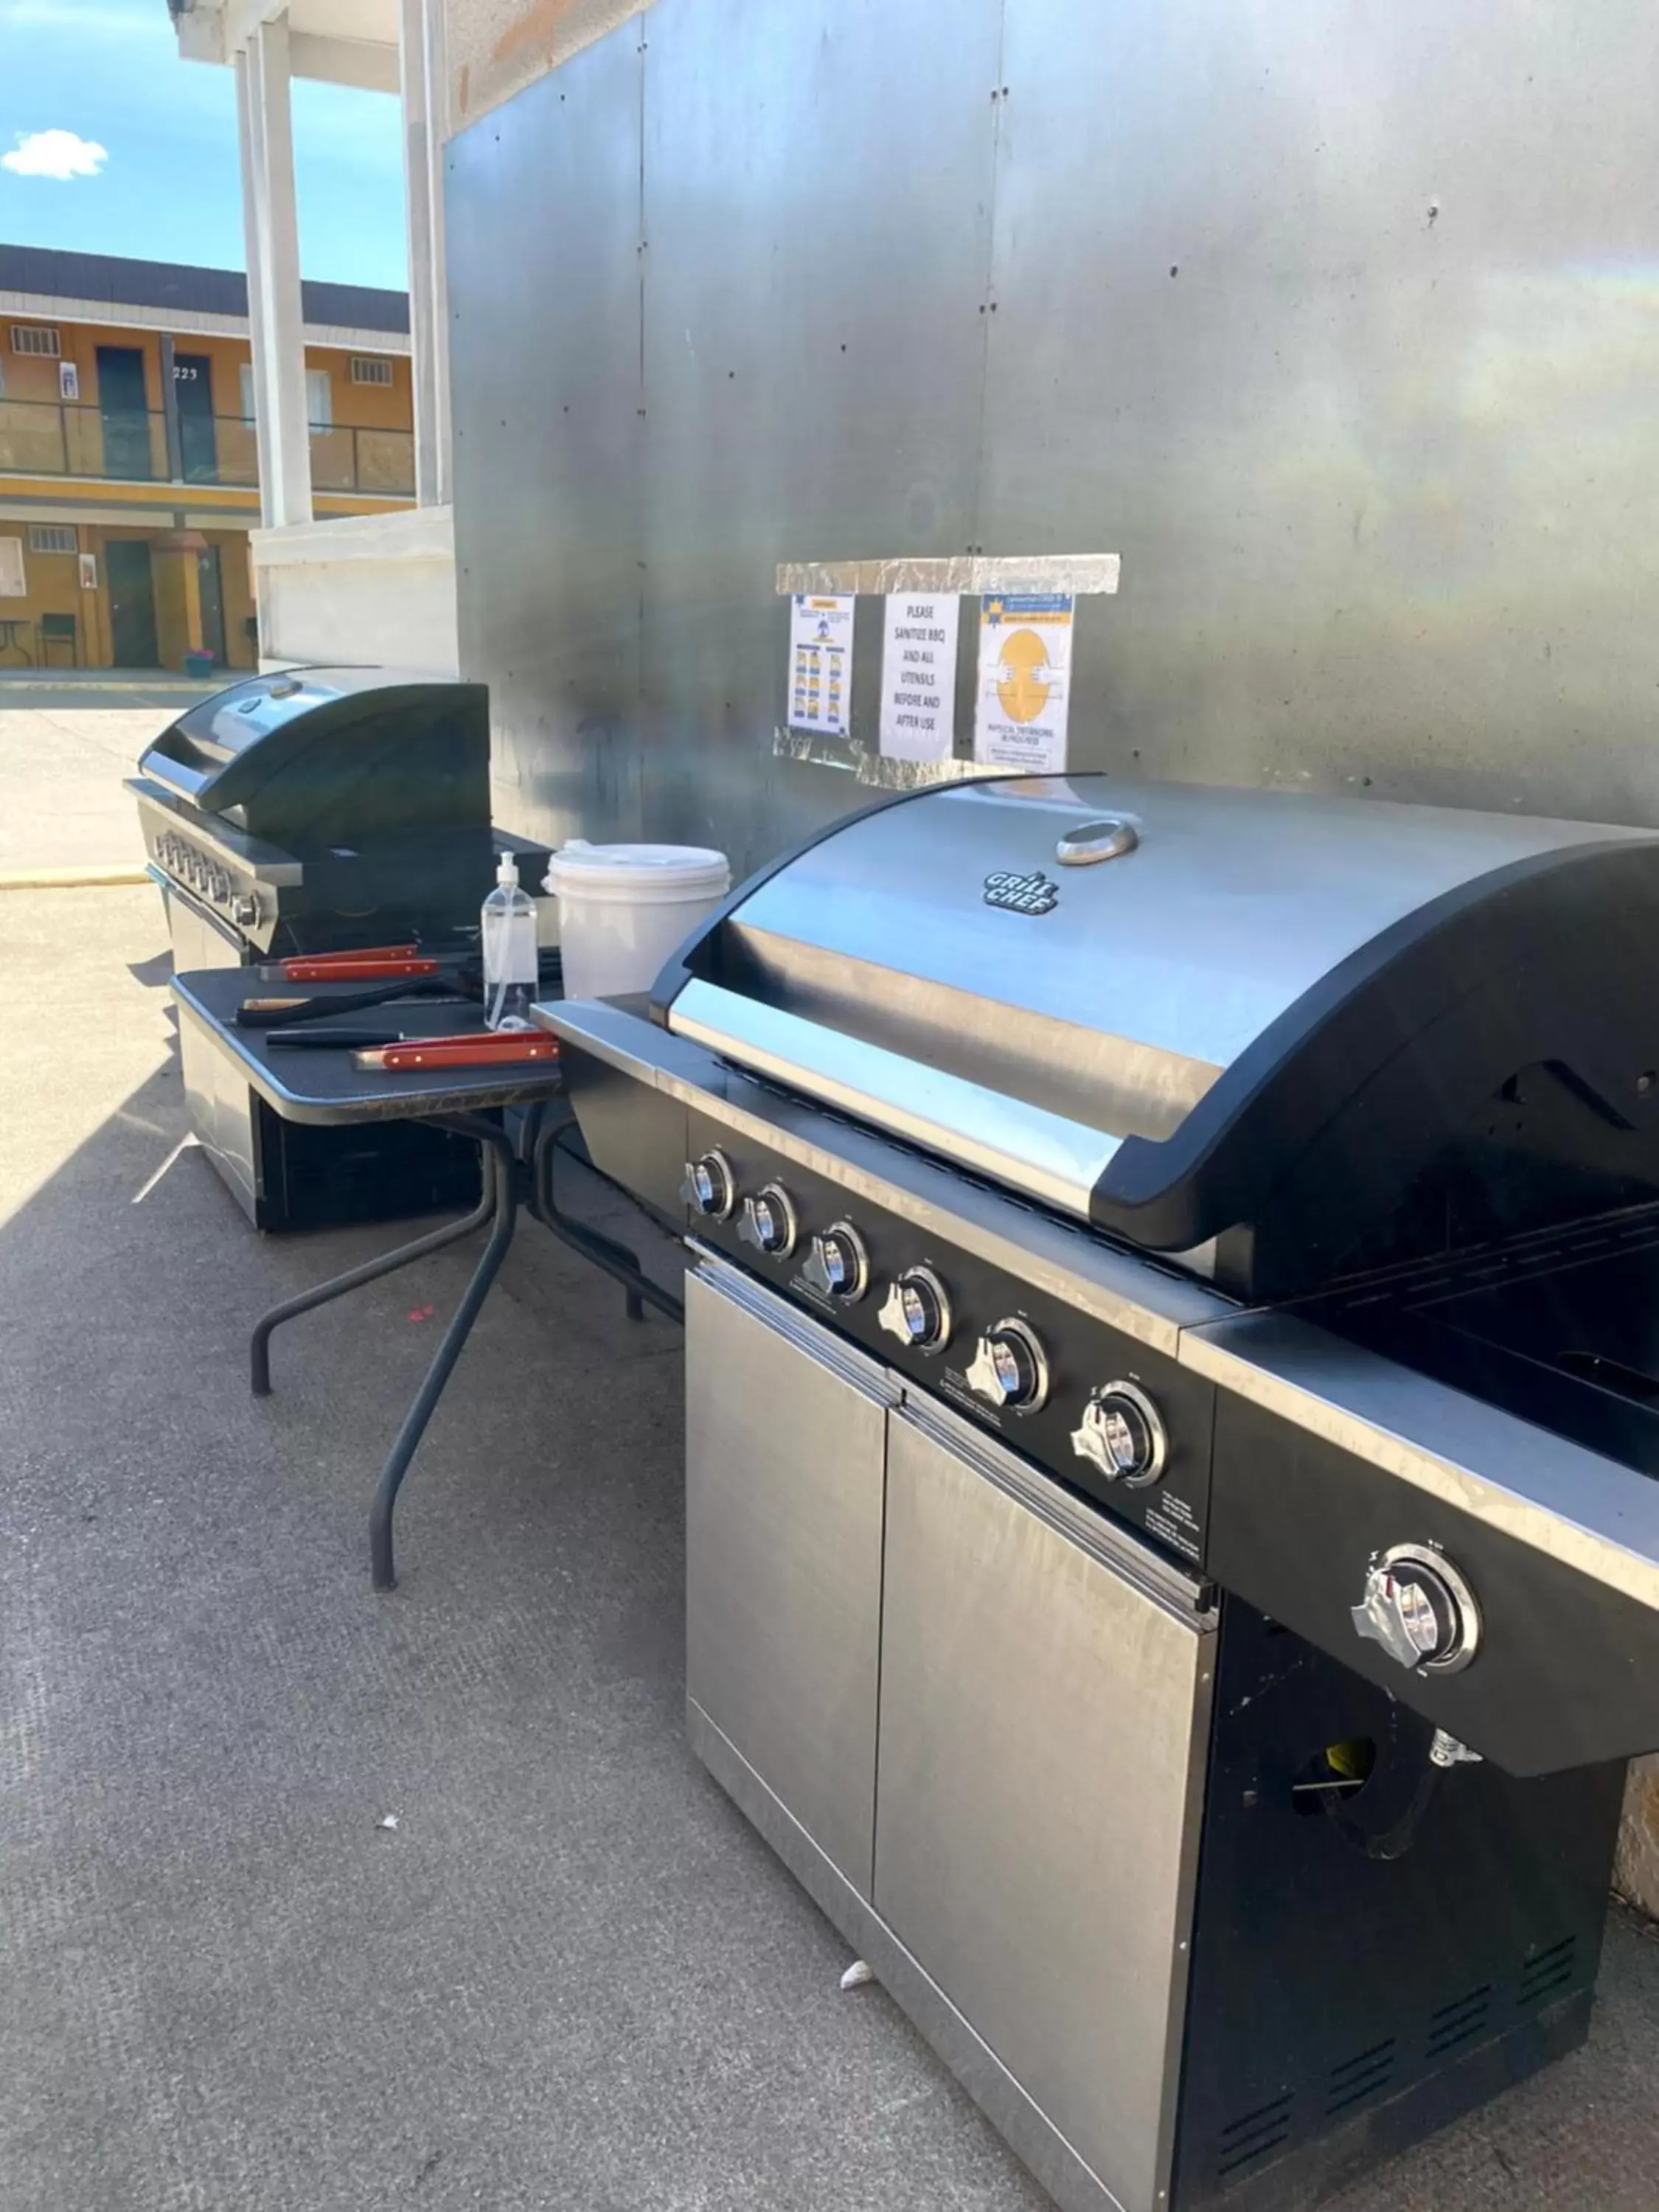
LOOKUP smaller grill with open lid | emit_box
[128,667,546,1231]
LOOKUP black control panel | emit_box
[684,1110,1218,1568]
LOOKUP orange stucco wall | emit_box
[0,307,411,666]
[1,316,411,490]
[0,521,258,671]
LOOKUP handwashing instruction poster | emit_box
[788,593,855,737]
[973,592,1075,771]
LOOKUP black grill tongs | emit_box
[234,973,467,1029]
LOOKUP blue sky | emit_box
[0,0,408,291]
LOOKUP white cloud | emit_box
[1,129,109,181]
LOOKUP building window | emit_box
[28,524,77,554]
[10,324,61,356]
[349,356,394,386]
[239,365,333,425]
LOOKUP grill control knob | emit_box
[1352,1545,1481,1676]
[802,1222,869,1302]
[231,894,258,928]
[965,1318,1049,1412]
[877,1267,952,1353]
[681,1149,736,1220]
[1071,1382,1167,1486]
[738,1183,799,1259]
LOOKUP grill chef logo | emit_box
[983,869,1059,915]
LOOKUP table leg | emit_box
[530,1110,684,1326]
[250,1149,498,1397]
[370,1124,518,1591]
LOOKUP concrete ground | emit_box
[0,669,218,873]
[2,881,1659,2210]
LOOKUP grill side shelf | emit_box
[1187,1309,1659,1773]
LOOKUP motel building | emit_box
[0,243,414,672]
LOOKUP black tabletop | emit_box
[172,967,566,1126]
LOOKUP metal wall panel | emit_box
[451,0,1659,872]
[981,0,1659,816]
[636,0,1002,860]
[448,32,644,848]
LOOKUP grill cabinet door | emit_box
[874,1403,1214,2212]
[685,1265,894,1897]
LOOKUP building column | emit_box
[235,13,313,529]
[399,0,451,507]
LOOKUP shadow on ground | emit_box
[0,888,1656,2211]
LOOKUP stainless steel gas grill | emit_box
[128,667,548,1231]
[536,775,1659,2212]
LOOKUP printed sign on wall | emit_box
[788,592,855,737]
[973,593,1075,771]
[878,594,959,762]
[0,538,25,598]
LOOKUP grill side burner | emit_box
[534,774,1659,2212]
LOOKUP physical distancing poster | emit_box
[974,592,1074,771]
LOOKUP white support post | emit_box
[399,0,451,507]
[236,15,313,529]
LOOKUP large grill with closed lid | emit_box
[538,773,1659,2212]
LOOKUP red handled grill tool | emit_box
[352,1034,559,1072]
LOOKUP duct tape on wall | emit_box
[775,554,1121,597]
[772,727,994,790]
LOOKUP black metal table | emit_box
[172,968,607,1592]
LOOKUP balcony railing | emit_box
[0,399,415,498]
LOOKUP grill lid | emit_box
[136,667,491,846]
[654,776,1659,1278]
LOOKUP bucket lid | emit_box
[543,839,731,897]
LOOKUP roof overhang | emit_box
[171,0,400,93]
[0,288,410,355]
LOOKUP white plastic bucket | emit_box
[543,840,731,1001]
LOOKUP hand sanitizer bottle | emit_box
[481,852,538,1030]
